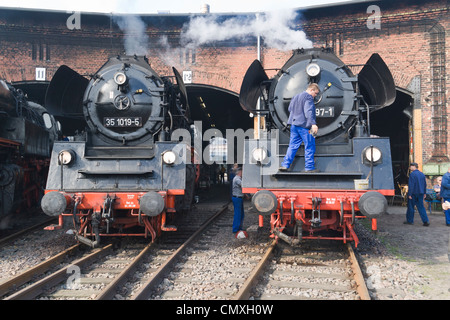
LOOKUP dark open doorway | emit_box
[370,89,412,191]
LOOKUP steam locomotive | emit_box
[239,48,396,247]
[0,80,59,222]
[41,55,195,247]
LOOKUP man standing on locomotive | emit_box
[280,83,320,172]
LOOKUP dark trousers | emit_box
[406,194,429,223]
[232,196,244,233]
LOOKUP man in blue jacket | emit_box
[404,163,430,226]
[440,165,450,226]
[280,83,319,172]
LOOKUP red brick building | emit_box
[0,0,448,183]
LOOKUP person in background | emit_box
[404,163,430,226]
[232,168,244,233]
[219,165,226,184]
[440,166,450,226]
[433,176,442,201]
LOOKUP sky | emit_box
[0,0,351,14]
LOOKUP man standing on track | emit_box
[232,168,244,233]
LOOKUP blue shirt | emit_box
[440,172,450,199]
[287,91,317,129]
[408,169,427,195]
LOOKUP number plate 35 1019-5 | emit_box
[104,117,142,127]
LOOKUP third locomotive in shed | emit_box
[240,48,396,247]
[0,80,59,222]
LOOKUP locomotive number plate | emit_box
[104,117,142,127]
[316,106,335,118]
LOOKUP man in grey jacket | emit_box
[232,168,244,233]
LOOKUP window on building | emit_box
[326,33,344,56]
[31,43,37,60]
[39,43,44,60]
[181,49,197,65]
[31,43,50,61]
[46,44,50,61]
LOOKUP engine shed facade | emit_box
[0,0,448,183]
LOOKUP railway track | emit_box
[0,217,56,248]
[237,241,370,300]
[125,206,369,300]
[0,200,369,300]
[1,201,230,300]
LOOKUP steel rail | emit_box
[0,217,56,248]
[234,239,278,300]
[0,243,80,298]
[95,242,155,300]
[234,241,371,300]
[347,243,371,300]
[5,244,113,300]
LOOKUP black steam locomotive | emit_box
[240,48,396,247]
[0,80,59,222]
[41,55,195,247]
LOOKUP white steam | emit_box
[112,10,312,62]
[114,15,149,55]
[181,10,313,51]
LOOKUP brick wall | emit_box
[0,0,448,167]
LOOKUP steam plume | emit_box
[181,9,313,51]
[114,15,149,55]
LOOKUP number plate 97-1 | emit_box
[104,117,142,127]
[316,106,335,118]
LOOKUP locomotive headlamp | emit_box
[114,72,128,86]
[306,63,321,77]
[252,147,268,164]
[58,150,75,165]
[162,150,176,165]
[363,146,382,163]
